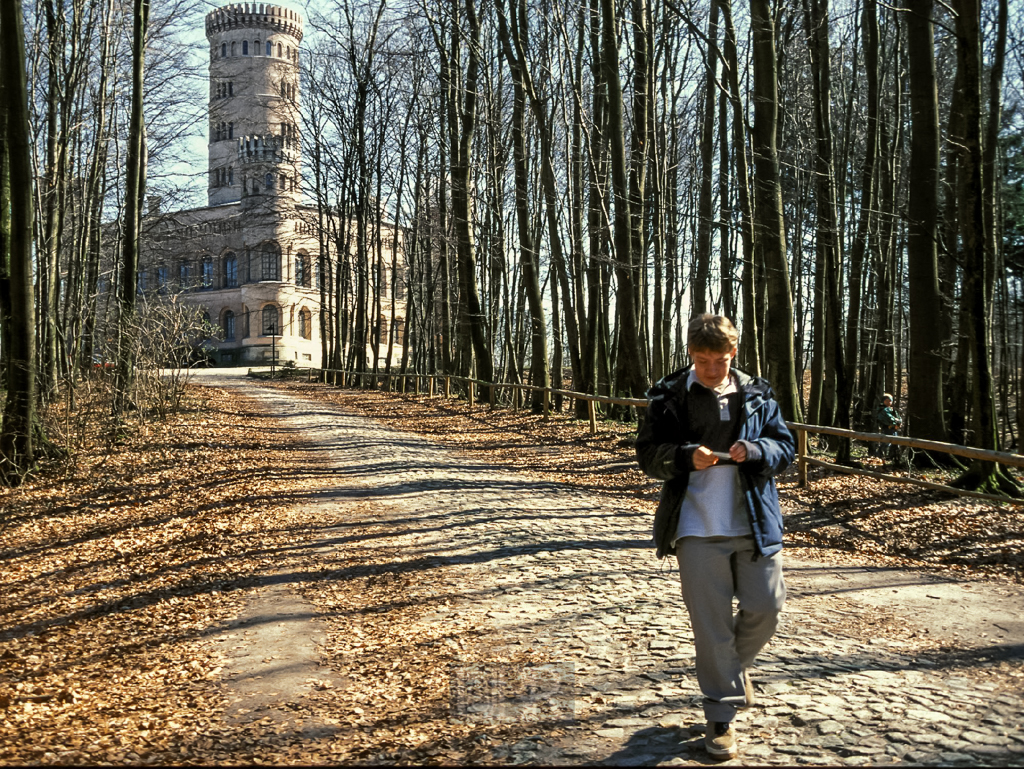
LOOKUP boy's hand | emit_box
[693,446,718,470]
[729,442,748,463]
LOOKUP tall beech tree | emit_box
[0,0,38,482]
[904,0,947,444]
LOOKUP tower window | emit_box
[228,167,233,185]
[201,258,214,289]
[262,244,280,281]
[266,40,273,56]
[254,39,260,55]
[298,308,311,339]
[225,253,238,287]
[221,42,226,58]
[295,254,310,288]
[262,305,278,336]
[231,41,236,56]
[280,173,286,190]
[242,40,248,55]
[265,173,274,190]
[277,42,282,58]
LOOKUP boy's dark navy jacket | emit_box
[635,366,796,560]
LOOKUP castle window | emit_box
[242,40,249,55]
[261,244,280,281]
[223,310,236,341]
[277,42,283,58]
[224,253,238,287]
[295,253,310,288]
[266,40,272,56]
[221,42,226,58]
[157,266,168,294]
[201,258,214,289]
[254,39,260,55]
[280,173,286,190]
[265,172,274,190]
[298,308,311,339]
[231,41,236,56]
[262,305,279,336]
[179,262,189,289]
[228,167,234,185]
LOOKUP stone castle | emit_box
[137,3,402,367]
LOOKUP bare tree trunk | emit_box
[951,0,1018,494]
[721,0,759,375]
[0,0,39,482]
[603,0,647,401]
[904,0,947,443]
[750,0,800,420]
[692,0,718,319]
[113,0,148,420]
[496,0,549,411]
[846,0,878,425]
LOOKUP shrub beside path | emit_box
[201,374,1024,766]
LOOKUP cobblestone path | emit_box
[235,380,1024,766]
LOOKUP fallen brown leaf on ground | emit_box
[2,377,1021,765]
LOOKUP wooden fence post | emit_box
[445,376,451,399]
[543,389,550,421]
[468,381,475,409]
[588,399,597,435]
[489,382,496,409]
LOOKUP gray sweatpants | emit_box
[676,535,786,723]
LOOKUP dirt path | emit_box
[190,371,1024,766]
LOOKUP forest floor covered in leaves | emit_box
[1,375,1022,765]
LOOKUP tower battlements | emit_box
[205,3,303,41]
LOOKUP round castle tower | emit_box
[205,3,302,209]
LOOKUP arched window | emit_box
[223,310,235,341]
[279,173,286,190]
[262,305,278,336]
[265,172,274,190]
[231,41,236,56]
[298,308,311,339]
[261,243,280,281]
[266,40,273,56]
[254,39,260,55]
[224,253,237,287]
[277,42,283,58]
[242,40,249,55]
[228,167,234,185]
[201,258,214,289]
[221,42,226,58]
[295,253,310,287]
[314,260,322,290]
[178,262,189,289]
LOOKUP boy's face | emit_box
[691,346,737,390]
[883,397,893,407]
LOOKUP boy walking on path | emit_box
[636,314,796,761]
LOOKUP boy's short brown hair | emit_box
[687,314,739,353]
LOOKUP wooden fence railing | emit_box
[287,367,1023,506]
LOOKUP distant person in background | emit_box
[636,314,795,761]
[875,393,902,460]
